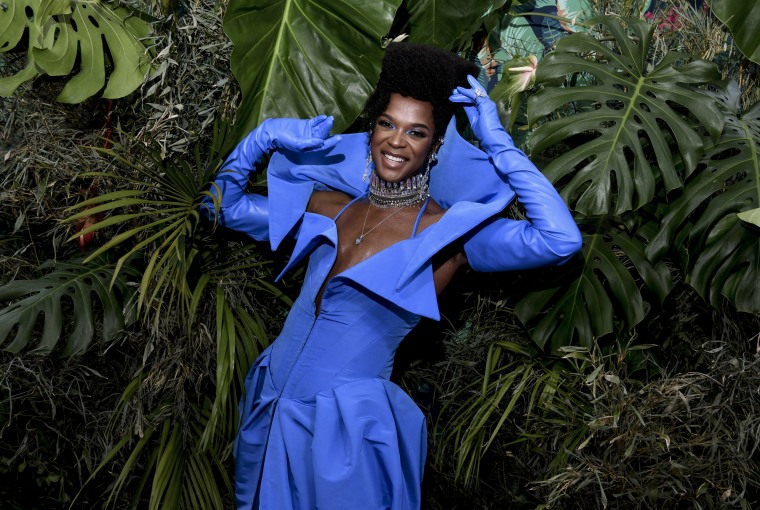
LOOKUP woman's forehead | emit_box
[382,93,434,128]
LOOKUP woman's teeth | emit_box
[384,153,405,163]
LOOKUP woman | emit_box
[206,43,581,510]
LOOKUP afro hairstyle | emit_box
[361,42,480,141]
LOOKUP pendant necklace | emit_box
[355,203,405,245]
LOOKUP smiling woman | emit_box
[370,93,435,183]
[203,42,582,510]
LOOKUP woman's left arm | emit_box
[450,76,582,272]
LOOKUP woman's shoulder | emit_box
[307,190,353,218]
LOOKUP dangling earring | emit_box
[362,152,372,182]
[363,127,374,182]
[428,138,442,164]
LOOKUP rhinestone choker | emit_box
[368,170,430,208]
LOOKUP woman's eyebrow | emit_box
[379,113,431,131]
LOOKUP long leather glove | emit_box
[202,115,341,241]
[449,76,582,271]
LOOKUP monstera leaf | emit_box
[647,82,760,313]
[224,0,401,139]
[0,0,152,102]
[0,256,138,355]
[711,0,760,64]
[528,16,723,216]
[516,217,673,351]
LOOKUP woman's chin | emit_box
[375,166,420,183]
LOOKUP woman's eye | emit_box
[378,120,394,129]
[408,130,425,138]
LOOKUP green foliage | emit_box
[60,119,284,508]
[430,304,760,508]
[0,0,152,101]
[489,54,537,131]
[648,81,760,313]
[529,16,723,216]
[435,339,589,487]
[64,130,227,328]
[83,397,232,510]
[0,256,138,355]
[516,217,673,350]
[711,0,760,64]
[406,0,495,48]
[199,282,270,452]
[223,0,401,138]
[531,341,760,509]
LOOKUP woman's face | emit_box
[370,93,435,183]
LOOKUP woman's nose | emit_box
[388,130,406,147]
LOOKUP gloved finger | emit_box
[315,135,342,152]
[296,134,343,152]
[450,87,478,103]
[452,76,490,105]
[293,137,328,150]
[310,115,334,139]
[466,74,486,95]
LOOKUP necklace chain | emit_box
[355,203,406,245]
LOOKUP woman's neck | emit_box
[368,169,430,208]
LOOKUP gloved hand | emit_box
[202,115,341,235]
[218,115,341,191]
[255,115,342,153]
[449,75,514,159]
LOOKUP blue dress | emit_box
[208,120,581,509]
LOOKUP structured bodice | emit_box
[269,271,421,399]
[268,206,426,398]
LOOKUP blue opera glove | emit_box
[450,76,582,271]
[203,116,341,241]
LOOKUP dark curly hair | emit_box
[361,42,480,141]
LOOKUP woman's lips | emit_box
[382,151,407,168]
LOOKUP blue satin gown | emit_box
[207,119,582,509]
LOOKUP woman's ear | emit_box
[429,137,444,161]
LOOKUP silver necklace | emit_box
[368,167,430,208]
[355,203,406,245]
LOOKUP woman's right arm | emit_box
[202,116,340,241]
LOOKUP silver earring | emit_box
[430,138,443,163]
[362,152,372,182]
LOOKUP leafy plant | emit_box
[0,255,138,355]
[528,15,723,216]
[0,0,153,102]
[530,341,760,509]
[64,126,232,328]
[60,118,288,507]
[434,339,590,487]
[648,81,760,313]
[516,217,673,351]
[406,0,496,49]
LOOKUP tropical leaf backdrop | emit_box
[1,0,759,508]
